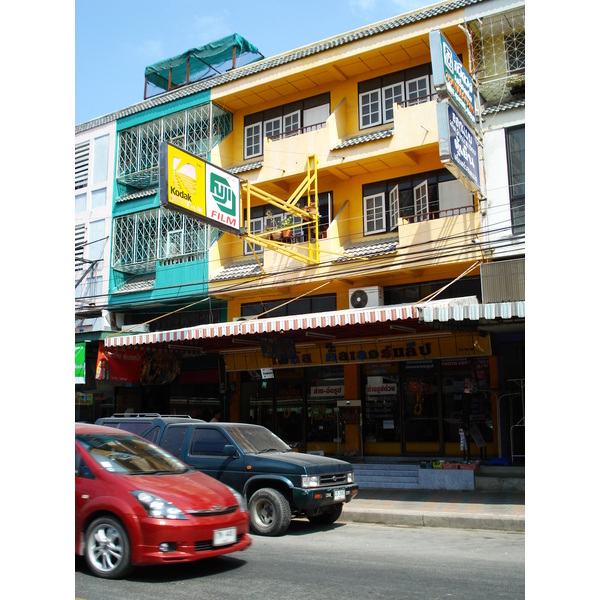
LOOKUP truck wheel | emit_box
[248,488,292,536]
[307,503,343,526]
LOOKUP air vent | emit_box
[349,287,383,309]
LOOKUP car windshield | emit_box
[76,433,189,475]
[226,425,291,454]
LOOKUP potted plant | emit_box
[281,214,294,240]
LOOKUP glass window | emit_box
[88,219,105,261]
[389,185,399,230]
[264,117,281,140]
[506,126,525,235]
[91,187,106,209]
[92,134,110,184]
[413,181,429,221]
[363,192,386,234]
[383,83,404,122]
[161,426,188,458]
[245,122,262,158]
[406,76,429,105]
[191,428,228,455]
[244,217,264,255]
[75,193,86,213]
[283,110,300,134]
[359,89,381,128]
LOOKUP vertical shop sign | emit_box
[75,342,86,384]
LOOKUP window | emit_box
[166,229,183,257]
[383,83,404,123]
[389,185,399,231]
[191,428,228,455]
[244,217,264,255]
[406,76,430,105]
[283,110,300,134]
[505,31,525,74]
[241,294,336,318]
[506,125,525,235]
[92,134,110,184]
[88,219,105,262]
[244,122,262,158]
[413,181,429,221]
[264,117,281,140]
[363,193,386,234]
[91,188,106,209]
[75,140,90,189]
[75,224,85,273]
[359,89,382,128]
[75,193,86,213]
[162,426,187,457]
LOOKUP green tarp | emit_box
[145,33,262,90]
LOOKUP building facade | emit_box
[75,0,525,463]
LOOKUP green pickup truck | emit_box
[95,414,359,536]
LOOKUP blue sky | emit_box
[76,0,432,124]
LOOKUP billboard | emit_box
[437,100,480,193]
[430,30,475,126]
[159,141,241,235]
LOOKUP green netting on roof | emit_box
[145,33,262,91]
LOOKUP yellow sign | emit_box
[159,142,240,234]
[223,332,491,371]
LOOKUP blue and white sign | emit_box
[430,30,476,126]
[437,100,480,193]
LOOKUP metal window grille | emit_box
[75,223,86,273]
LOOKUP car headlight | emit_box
[226,485,247,512]
[301,475,320,488]
[132,491,188,520]
[347,472,354,484]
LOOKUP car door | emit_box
[183,426,245,491]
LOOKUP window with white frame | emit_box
[406,76,430,105]
[389,185,400,231]
[166,230,183,257]
[91,188,106,209]
[413,181,429,221]
[75,193,86,213]
[283,110,300,134]
[359,89,382,128]
[88,219,106,262]
[383,83,404,123]
[92,135,110,184]
[244,122,262,158]
[363,193,386,234]
[265,117,282,140]
[244,217,264,255]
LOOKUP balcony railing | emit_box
[401,205,474,224]
[267,122,326,142]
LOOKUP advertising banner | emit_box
[437,100,480,193]
[430,30,475,126]
[159,141,241,235]
[75,342,86,384]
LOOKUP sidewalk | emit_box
[340,489,525,532]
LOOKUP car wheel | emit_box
[248,488,292,536]
[307,503,343,526]
[84,516,132,579]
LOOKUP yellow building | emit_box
[100,0,525,462]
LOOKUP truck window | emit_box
[162,425,188,457]
[191,428,228,455]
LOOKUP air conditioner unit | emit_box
[349,286,383,309]
[124,323,150,333]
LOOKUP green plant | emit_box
[281,214,294,229]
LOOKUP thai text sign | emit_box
[437,100,480,193]
[159,141,240,235]
[430,30,475,125]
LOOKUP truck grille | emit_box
[319,473,350,486]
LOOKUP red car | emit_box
[75,423,251,578]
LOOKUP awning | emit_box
[104,304,419,349]
[419,300,525,322]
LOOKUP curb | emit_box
[339,508,525,532]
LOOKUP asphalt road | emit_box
[75,520,524,600]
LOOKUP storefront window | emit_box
[400,361,440,454]
[441,357,492,457]
[275,377,304,449]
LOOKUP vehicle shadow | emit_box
[282,519,346,536]
[76,554,248,582]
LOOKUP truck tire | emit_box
[248,488,292,536]
[307,503,343,526]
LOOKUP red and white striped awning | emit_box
[104,304,419,348]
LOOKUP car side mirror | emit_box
[223,444,237,457]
